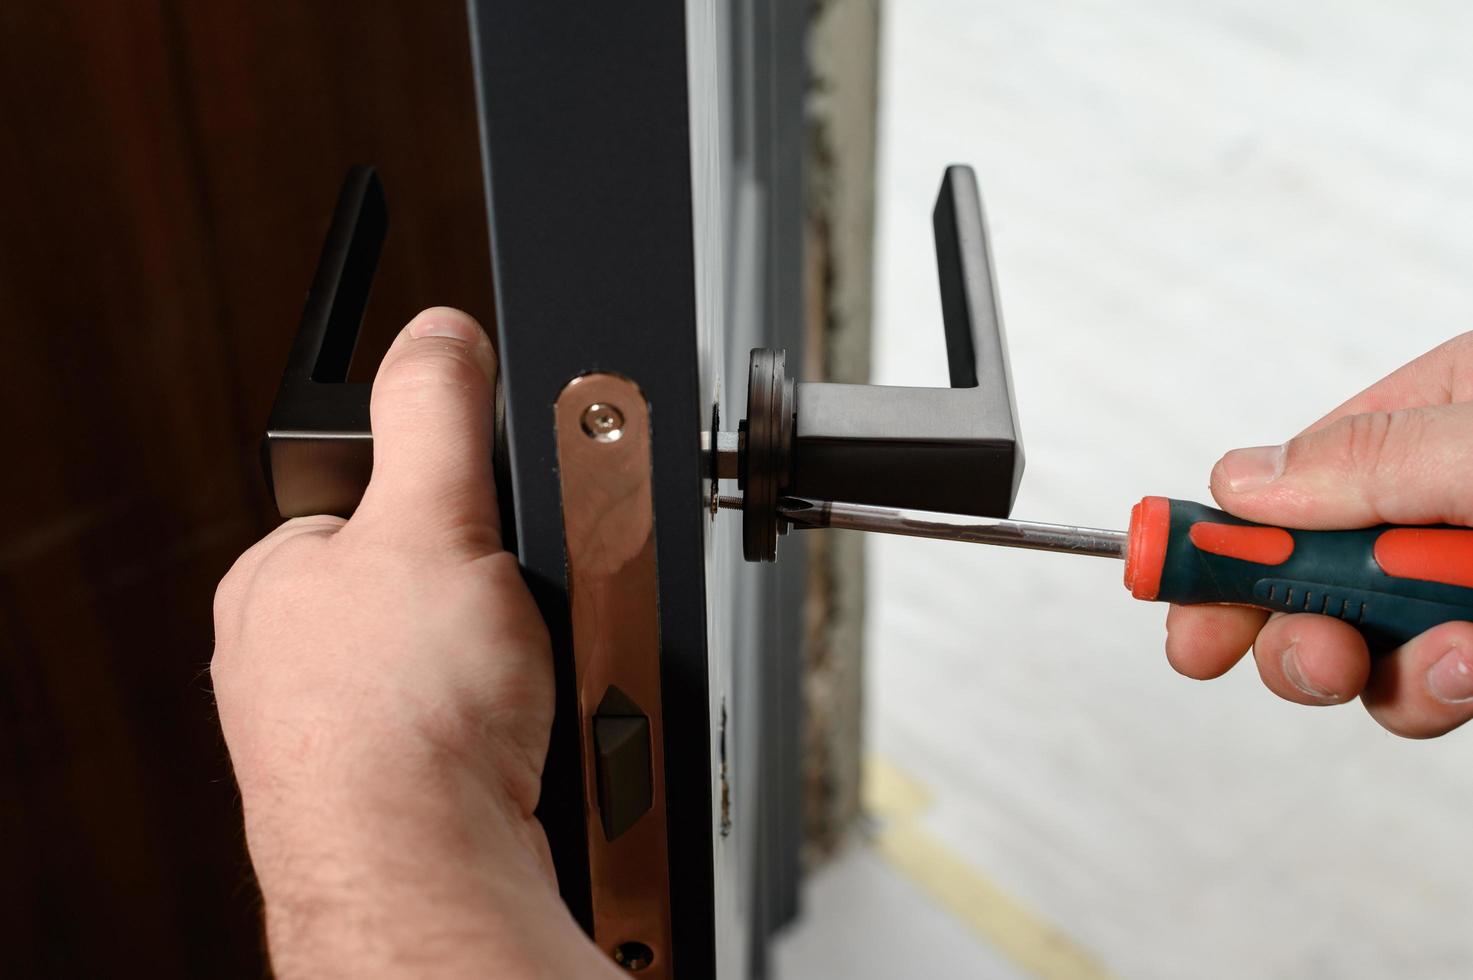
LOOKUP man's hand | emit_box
[1168,332,1473,739]
[212,308,618,978]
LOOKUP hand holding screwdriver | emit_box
[1169,332,1473,738]
[768,333,1473,739]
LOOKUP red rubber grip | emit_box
[1125,496,1171,600]
[1374,528,1473,590]
[1188,522,1294,565]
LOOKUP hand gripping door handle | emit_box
[261,167,509,526]
[741,165,1025,560]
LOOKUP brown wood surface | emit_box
[0,3,492,973]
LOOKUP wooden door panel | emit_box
[1,3,487,974]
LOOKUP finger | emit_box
[1362,620,1473,738]
[213,515,346,648]
[1207,401,1473,529]
[353,307,501,547]
[1248,613,1369,706]
[1300,331,1473,436]
[1165,603,1267,679]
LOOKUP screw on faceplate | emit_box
[612,941,654,971]
[581,403,625,443]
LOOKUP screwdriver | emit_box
[717,495,1473,650]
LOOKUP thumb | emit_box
[1209,402,1473,529]
[352,307,502,549]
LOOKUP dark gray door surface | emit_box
[468,2,807,975]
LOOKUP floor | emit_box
[776,2,1473,977]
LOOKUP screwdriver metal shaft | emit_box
[717,493,1473,650]
[716,495,1127,559]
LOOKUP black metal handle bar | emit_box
[786,164,1024,519]
[261,166,382,519]
[739,165,1025,560]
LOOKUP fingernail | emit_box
[1427,646,1473,704]
[410,315,481,344]
[1282,643,1338,703]
[1217,444,1285,492]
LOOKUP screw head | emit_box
[612,941,654,971]
[581,403,625,443]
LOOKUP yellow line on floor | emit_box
[864,756,1114,980]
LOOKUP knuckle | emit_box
[212,552,256,631]
[1338,410,1418,476]
[1341,411,1392,473]
[263,528,322,564]
[208,640,234,685]
[211,575,239,636]
[215,530,336,621]
[254,534,336,594]
[1453,332,1473,380]
[1414,332,1473,402]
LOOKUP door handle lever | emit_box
[261,166,381,520]
[733,164,1025,561]
[262,167,510,528]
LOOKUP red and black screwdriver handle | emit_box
[1123,497,1473,651]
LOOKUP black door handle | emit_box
[262,166,381,520]
[262,166,510,527]
[738,165,1025,560]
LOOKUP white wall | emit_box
[868,2,1473,977]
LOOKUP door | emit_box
[467,4,810,974]
[266,2,811,975]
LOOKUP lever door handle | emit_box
[738,165,1025,560]
[262,167,509,525]
[791,165,1023,517]
[262,166,382,520]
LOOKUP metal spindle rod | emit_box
[716,494,1126,559]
